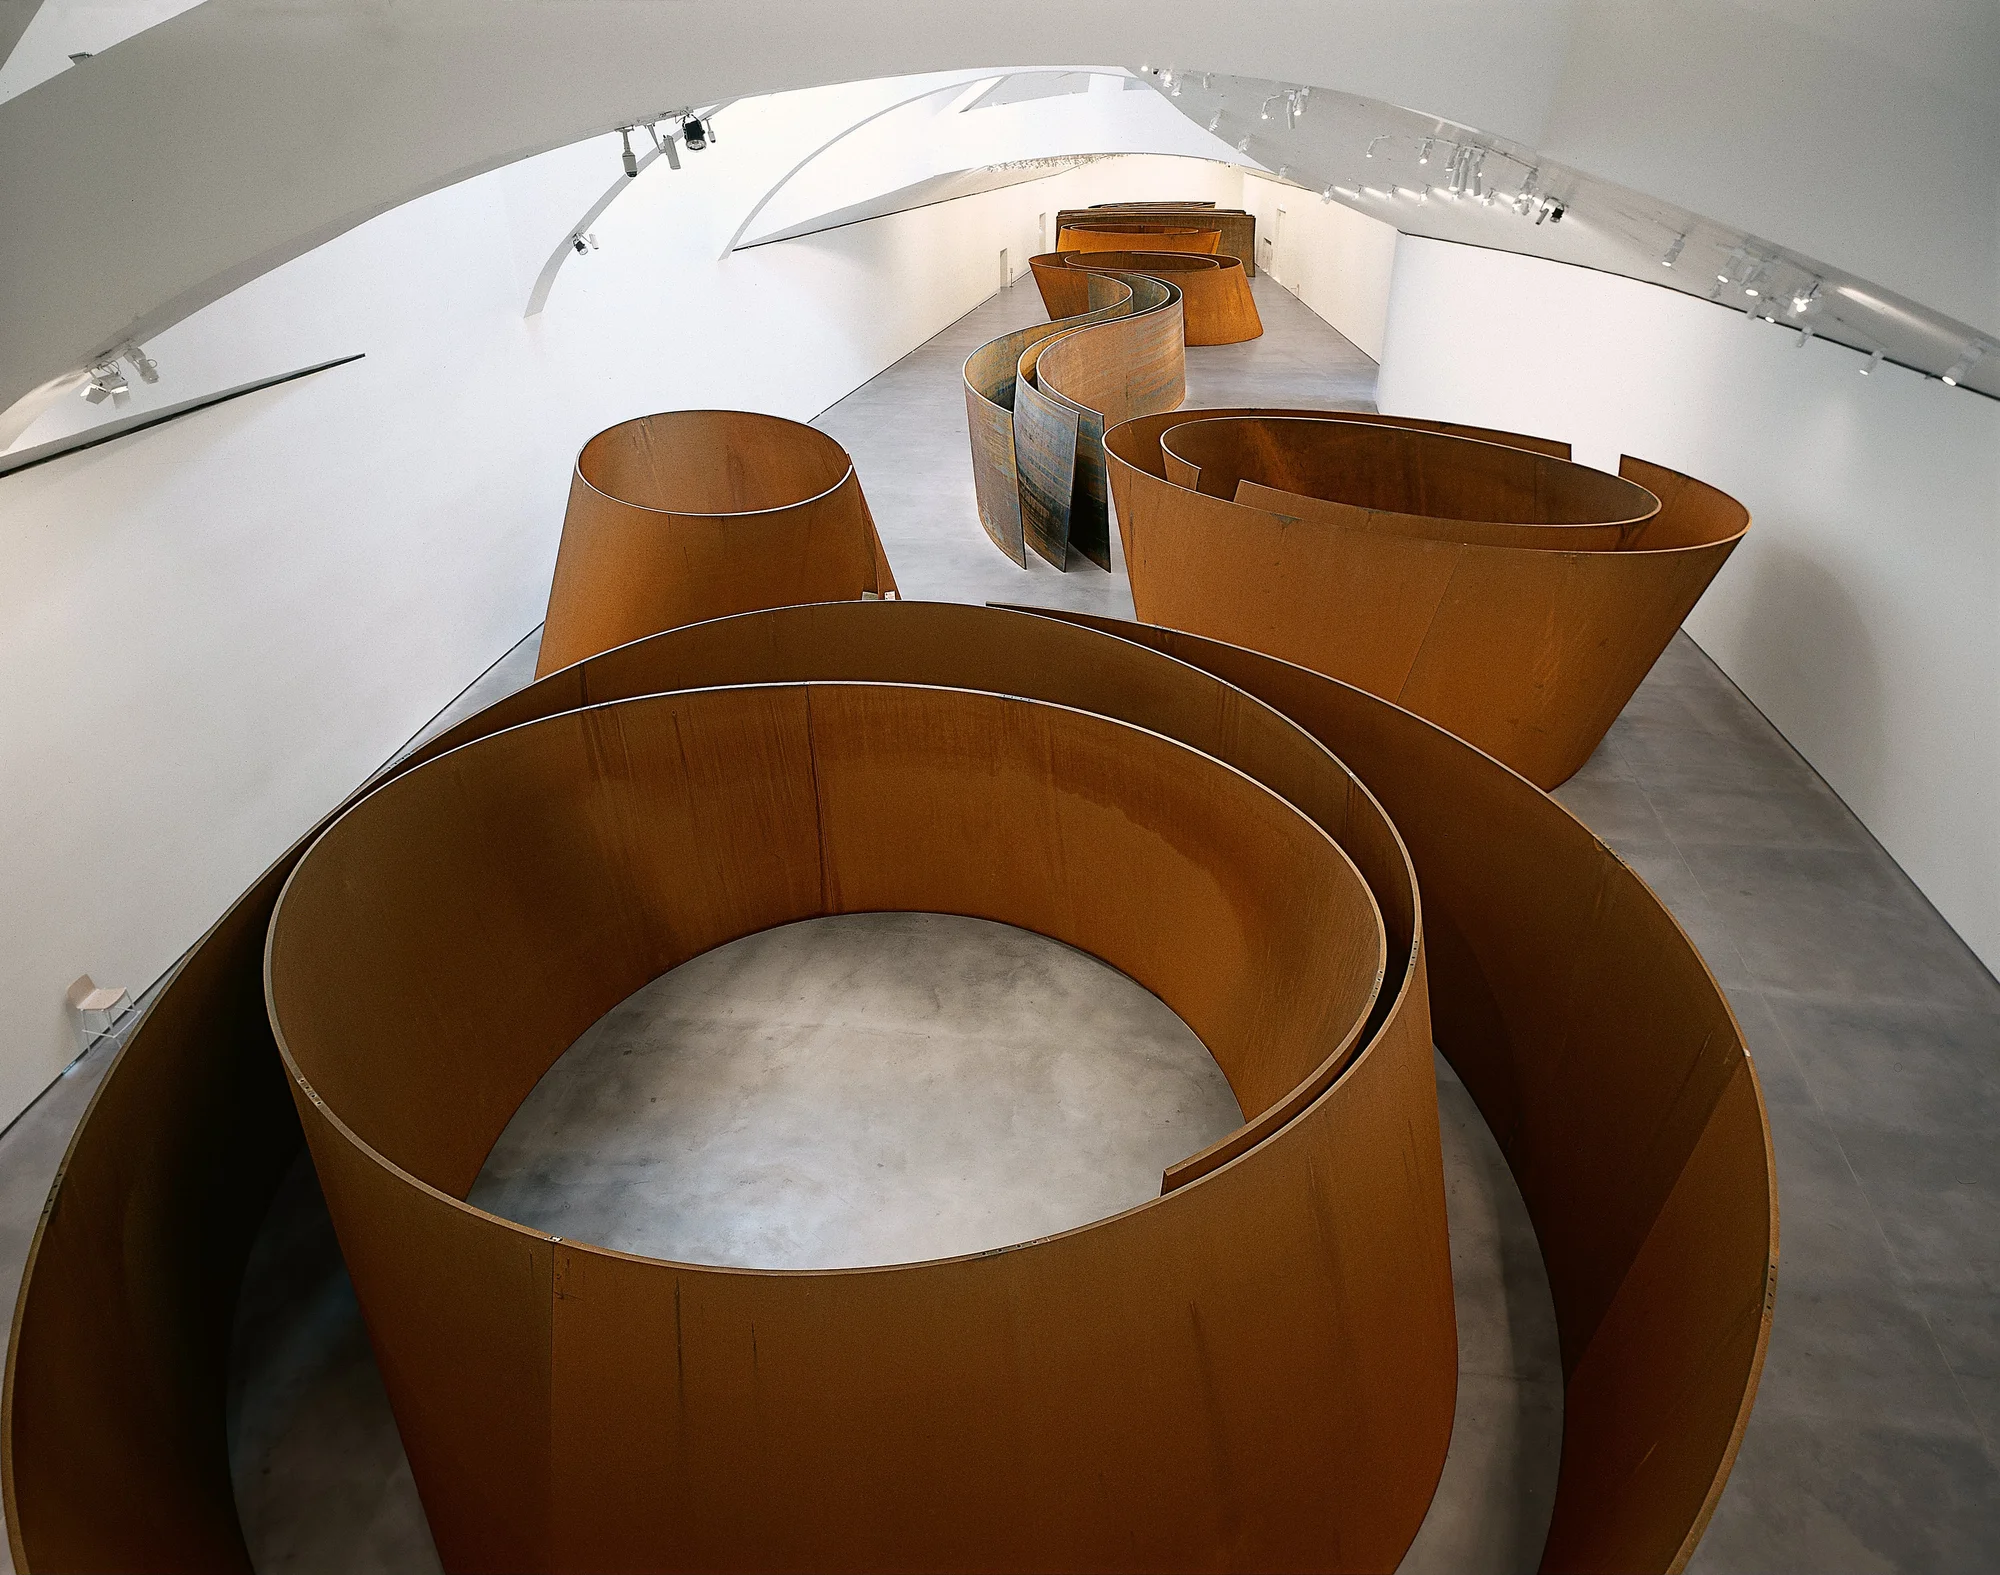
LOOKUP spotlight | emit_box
[1417,138,1433,165]
[571,232,599,255]
[1795,325,1815,349]
[1860,348,1884,375]
[1292,88,1308,120]
[683,115,708,151]
[1789,279,1820,316]
[1208,109,1223,132]
[124,345,159,384]
[619,127,638,178]
[1260,96,1273,121]
[1661,234,1685,267]
[1941,342,1986,386]
[1535,194,1564,224]
[1321,185,1335,203]
[1236,136,1251,152]
[81,362,128,404]
[1365,135,1386,158]
[1278,165,1290,180]
[646,119,681,171]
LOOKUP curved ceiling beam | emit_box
[718,72,1006,260]
[0,0,52,72]
[0,0,1993,417]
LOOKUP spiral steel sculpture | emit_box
[9,263,1771,1571]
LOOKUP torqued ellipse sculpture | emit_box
[536,408,896,676]
[1106,410,1748,789]
[9,403,1772,1568]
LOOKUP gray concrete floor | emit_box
[2,272,1995,1571]
[468,913,1244,1269]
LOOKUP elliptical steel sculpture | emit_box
[536,409,896,676]
[1056,204,1258,274]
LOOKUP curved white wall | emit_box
[0,75,1243,1125]
[1377,236,2000,975]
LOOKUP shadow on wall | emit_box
[1728,543,1885,812]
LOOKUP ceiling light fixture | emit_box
[1417,138,1434,165]
[1535,194,1565,224]
[1795,324,1815,349]
[1236,136,1251,152]
[1789,280,1820,316]
[645,119,681,170]
[1860,347,1884,375]
[123,345,159,384]
[1941,342,1986,386]
[81,362,128,404]
[1365,135,1386,158]
[619,127,639,178]
[1208,109,1223,132]
[682,113,710,151]
[1661,234,1685,267]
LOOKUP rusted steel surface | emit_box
[1059,205,1258,274]
[1033,250,1262,345]
[9,376,1769,1575]
[1107,410,1748,788]
[536,409,897,674]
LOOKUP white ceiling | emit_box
[0,0,1993,418]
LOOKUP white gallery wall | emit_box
[1239,174,1397,359]
[1377,235,2000,975]
[0,68,1244,1126]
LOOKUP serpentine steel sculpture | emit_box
[964,268,1185,569]
[7,328,1771,1573]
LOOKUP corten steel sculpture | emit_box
[1053,223,1222,255]
[963,269,1185,569]
[1058,204,1258,274]
[3,599,1775,1574]
[1106,411,1748,788]
[535,409,896,677]
[1030,250,1263,345]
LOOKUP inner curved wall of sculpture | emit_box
[535,410,897,676]
[1031,250,1263,345]
[1012,607,1776,1575]
[1057,205,1259,274]
[1106,411,1749,789]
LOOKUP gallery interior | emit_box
[0,5,1996,1572]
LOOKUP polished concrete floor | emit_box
[2,273,1996,1571]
